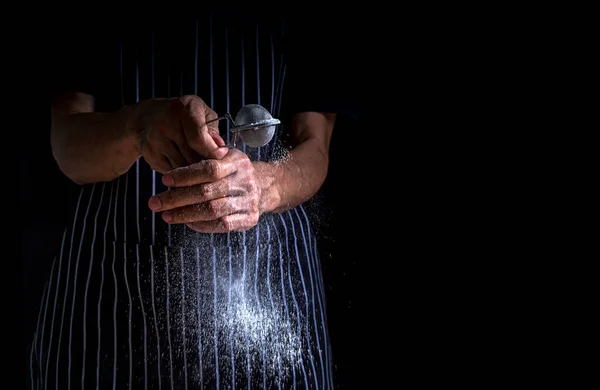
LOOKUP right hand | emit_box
[128,95,228,173]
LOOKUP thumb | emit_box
[209,130,226,147]
[180,100,228,160]
[208,130,228,159]
[196,128,228,160]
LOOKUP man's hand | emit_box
[147,148,260,233]
[128,95,227,173]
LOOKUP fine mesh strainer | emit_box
[206,104,280,149]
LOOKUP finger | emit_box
[186,213,255,233]
[168,122,203,165]
[161,159,237,188]
[165,141,188,169]
[143,145,173,174]
[174,138,203,165]
[180,99,228,160]
[161,196,251,224]
[148,178,240,212]
[209,129,226,147]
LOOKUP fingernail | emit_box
[162,175,174,187]
[162,211,172,222]
[148,197,161,211]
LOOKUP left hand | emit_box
[148,148,260,233]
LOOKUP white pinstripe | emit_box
[241,18,247,154]
[300,205,332,388]
[279,213,310,388]
[123,243,133,390]
[165,247,175,390]
[45,230,66,390]
[269,215,297,388]
[225,24,230,143]
[312,239,334,389]
[238,19,251,387]
[195,247,203,389]
[82,183,105,388]
[55,188,84,389]
[243,243,251,388]
[113,176,121,242]
[111,176,121,390]
[256,23,262,161]
[270,30,275,114]
[180,248,189,390]
[287,211,319,388]
[223,24,235,385]
[124,167,129,244]
[293,208,325,387]
[31,282,48,389]
[97,181,115,389]
[150,248,162,389]
[135,244,148,390]
[227,245,235,390]
[68,184,96,389]
[255,220,267,388]
[212,246,220,390]
[266,225,283,390]
[37,256,57,388]
[111,242,118,390]
[208,12,216,247]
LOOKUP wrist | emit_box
[253,161,283,214]
[120,104,144,157]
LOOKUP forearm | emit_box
[256,112,334,214]
[51,97,140,185]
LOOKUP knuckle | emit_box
[164,190,176,206]
[246,177,258,194]
[179,95,195,104]
[203,160,220,179]
[206,200,220,217]
[169,209,182,222]
[235,153,250,166]
[219,216,234,232]
[207,107,217,119]
[250,195,260,212]
[247,212,259,227]
[198,184,212,199]
[221,181,231,196]
[167,172,179,187]
[186,222,201,232]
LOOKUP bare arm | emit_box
[255,111,336,214]
[50,92,140,185]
